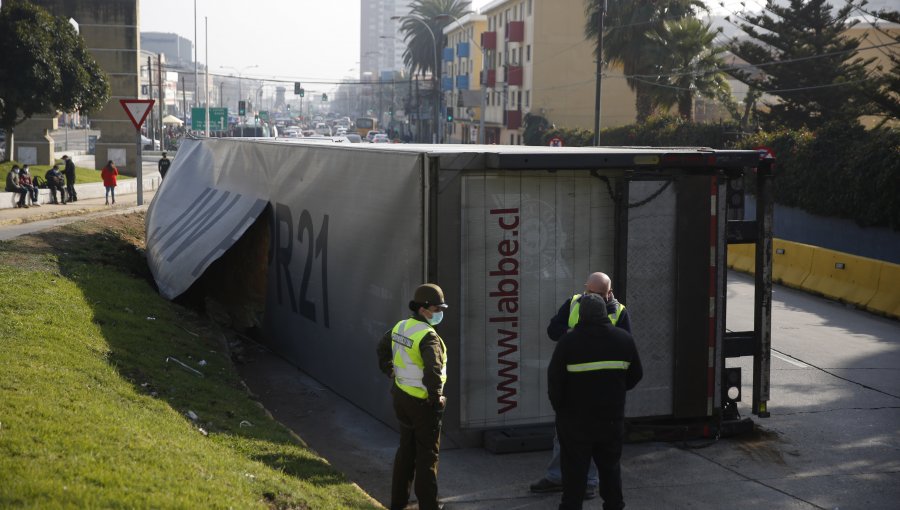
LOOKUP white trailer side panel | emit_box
[460,171,615,428]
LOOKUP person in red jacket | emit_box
[100,160,118,205]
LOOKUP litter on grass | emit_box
[166,356,204,377]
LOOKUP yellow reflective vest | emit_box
[391,318,447,400]
[567,293,625,328]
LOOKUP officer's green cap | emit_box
[414,283,448,309]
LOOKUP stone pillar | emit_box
[14,113,57,165]
[30,0,140,175]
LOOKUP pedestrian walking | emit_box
[548,293,643,510]
[45,164,66,204]
[101,160,118,205]
[5,165,28,208]
[158,152,171,179]
[61,155,77,202]
[531,272,632,499]
[376,283,449,510]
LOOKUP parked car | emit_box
[141,134,160,150]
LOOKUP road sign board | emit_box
[549,136,564,147]
[191,107,228,131]
[120,99,155,130]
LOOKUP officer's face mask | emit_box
[427,310,444,326]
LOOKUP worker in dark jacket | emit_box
[532,272,632,498]
[376,283,449,510]
[61,155,77,202]
[548,293,642,510]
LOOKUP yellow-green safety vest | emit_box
[391,318,447,400]
[567,293,625,328]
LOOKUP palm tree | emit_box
[399,0,472,80]
[397,0,471,142]
[584,0,704,122]
[646,17,731,120]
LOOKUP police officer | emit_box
[548,293,642,510]
[376,283,449,510]
[532,272,632,498]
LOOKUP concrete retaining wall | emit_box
[727,240,900,319]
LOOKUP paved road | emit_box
[239,271,900,510]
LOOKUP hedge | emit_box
[535,116,900,231]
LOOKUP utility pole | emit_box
[158,53,164,151]
[593,0,607,146]
[147,56,154,143]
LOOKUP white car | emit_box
[372,134,391,144]
[141,134,160,150]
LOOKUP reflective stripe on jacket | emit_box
[567,360,631,372]
[391,318,447,399]
[567,294,626,328]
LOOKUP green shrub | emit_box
[539,115,899,230]
[742,122,900,230]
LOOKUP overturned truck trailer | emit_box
[146,138,774,446]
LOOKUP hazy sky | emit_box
[139,0,742,87]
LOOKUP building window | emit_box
[528,0,532,15]
[527,45,531,61]
[525,90,530,107]
[510,134,515,145]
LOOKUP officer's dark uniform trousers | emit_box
[558,417,625,509]
[391,387,442,510]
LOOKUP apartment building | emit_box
[360,0,410,80]
[442,0,636,145]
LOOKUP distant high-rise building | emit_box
[141,32,194,68]
[359,0,409,79]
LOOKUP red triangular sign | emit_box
[120,99,155,130]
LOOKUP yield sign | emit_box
[119,99,155,130]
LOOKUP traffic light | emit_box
[294,82,302,95]
[238,100,246,116]
[299,88,305,97]
[446,107,453,122]
[321,93,328,102]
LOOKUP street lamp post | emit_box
[392,15,440,144]
[435,13,486,145]
[220,64,258,137]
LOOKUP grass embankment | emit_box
[0,213,380,509]
[1,160,132,185]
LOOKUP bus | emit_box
[355,117,377,138]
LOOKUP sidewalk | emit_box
[0,159,160,235]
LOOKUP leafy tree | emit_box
[584,0,704,122]
[646,17,732,121]
[0,0,110,161]
[862,8,900,124]
[727,0,878,130]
